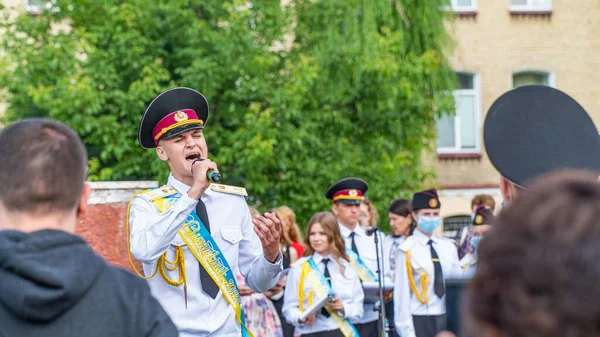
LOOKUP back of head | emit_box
[0,119,87,215]
[467,170,600,337]
[470,194,496,211]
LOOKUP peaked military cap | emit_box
[484,85,600,187]
[412,189,441,210]
[325,178,368,205]
[138,87,209,149]
[472,205,494,226]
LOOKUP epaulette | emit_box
[399,236,416,252]
[138,185,178,201]
[291,256,309,268]
[210,183,248,196]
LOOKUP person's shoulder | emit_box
[436,235,458,248]
[399,236,416,252]
[132,185,179,204]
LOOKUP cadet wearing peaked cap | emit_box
[128,87,284,337]
[326,177,391,337]
[459,206,494,279]
[394,188,460,337]
[484,85,600,204]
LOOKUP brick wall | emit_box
[76,181,157,271]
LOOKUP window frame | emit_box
[509,0,552,13]
[437,71,482,155]
[510,70,555,89]
[450,0,477,12]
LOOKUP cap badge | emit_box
[174,110,189,122]
[475,215,483,225]
[429,198,438,208]
[349,189,358,197]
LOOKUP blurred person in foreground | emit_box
[0,119,177,337]
[466,170,600,337]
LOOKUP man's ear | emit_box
[77,183,92,217]
[331,203,338,216]
[156,144,169,161]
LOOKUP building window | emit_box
[437,72,480,154]
[450,0,477,12]
[442,215,471,239]
[512,70,554,88]
[510,0,552,12]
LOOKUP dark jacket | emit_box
[0,229,178,337]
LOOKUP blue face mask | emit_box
[470,213,475,221]
[470,236,482,250]
[418,216,441,234]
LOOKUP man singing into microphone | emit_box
[128,87,284,337]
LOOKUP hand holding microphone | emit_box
[191,158,221,183]
[187,157,220,200]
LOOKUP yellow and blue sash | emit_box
[299,258,359,337]
[157,194,253,337]
[345,248,377,282]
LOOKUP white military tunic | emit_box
[129,173,283,337]
[383,235,405,281]
[459,253,477,279]
[393,230,460,337]
[282,253,364,335]
[338,224,392,325]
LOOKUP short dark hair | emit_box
[467,170,600,337]
[0,119,88,214]
[388,198,412,217]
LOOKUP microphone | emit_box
[191,158,222,183]
[365,226,379,236]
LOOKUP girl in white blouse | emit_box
[283,212,364,337]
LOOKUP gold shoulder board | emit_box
[210,183,248,196]
[399,236,416,252]
[139,185,178,201]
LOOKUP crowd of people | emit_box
[2,84,600,337]
[236,186,496,337]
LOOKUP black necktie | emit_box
[196,200,220,299]
[321,258,331,317]
[350,232,359,257]
[428,240,445,298]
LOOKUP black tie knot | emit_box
[322,258,330,266]
[428,239,434,246]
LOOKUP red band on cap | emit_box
[332,189,364,202]
[152,109,204,145]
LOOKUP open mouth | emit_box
[185,152,201,163]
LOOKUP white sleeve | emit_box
[238,198,283,293]
[282,266,303,326]
[129,194,196,263]
[340,268,364,320]
[394,250,416,337]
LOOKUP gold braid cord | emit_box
[126,192,187,297]
[405,251,429,304]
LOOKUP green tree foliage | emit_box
[0,0,455,231]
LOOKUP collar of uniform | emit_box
[337,222,363,238]
[167,172,215,198]
[312,252,335,265]
[413,229,434,246]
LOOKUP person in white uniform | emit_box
[383,198,415,337]
[393,189,460,337]
[127,87,284,337]
[325,177,391,337]
[283,212,364,337]
[459,206,494,279]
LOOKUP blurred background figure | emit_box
[272,206,303,337]
[238,207,284,337]
[467,171,600,337]
[455,194,495,259]
[359,198,379,228]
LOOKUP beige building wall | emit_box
[436,0,600,220]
